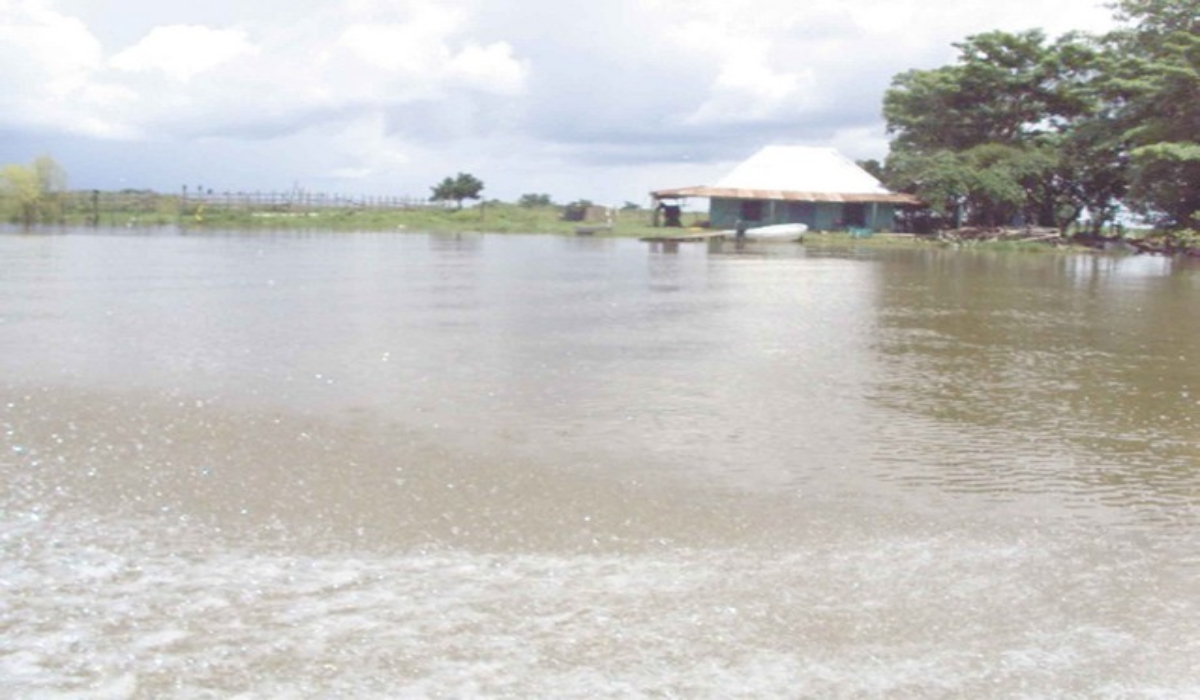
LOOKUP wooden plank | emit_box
[639,230,728,243]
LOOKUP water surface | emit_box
[2,228,1198,697]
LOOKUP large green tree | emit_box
[883,1,1200,234]
[883,31,1105,230]
[884,31,1083,152]
[1100,0,1200,227]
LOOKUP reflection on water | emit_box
[2,229,1198,697]
[868,249,1199,523]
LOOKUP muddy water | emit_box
[2,229,1198,697]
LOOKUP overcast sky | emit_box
[2,0,1116,205]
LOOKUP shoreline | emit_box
[4,215,1197,257]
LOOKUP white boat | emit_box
[728,223,808,240]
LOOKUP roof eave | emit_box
[651,186,921,205]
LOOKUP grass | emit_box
[9,193,1190,255]
[182,207,1109,254]
[174,203,669,237]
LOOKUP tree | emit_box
[856,159,885,180]
[1054,120,1130,236]
[883,31,1121,231]
[884,31,1082,152]
[1,155,67,226]
[1,164,40,226]
[517,193,553,208]
[1098,0,1200,227]
[430,172,484,209]
[885,144,1052,228]
[1112,0,1199,34]
[32,155,68,223]
[881,0,1200,234]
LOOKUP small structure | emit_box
[562,203,610,223]
[651,145,918,232]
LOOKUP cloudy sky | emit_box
[2,0,1116,205]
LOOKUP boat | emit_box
[728,223,808,240]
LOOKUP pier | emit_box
[638,230,730,243]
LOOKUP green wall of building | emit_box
[709,198,896,232]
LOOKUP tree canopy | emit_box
[430,173,485,209]
[1101,0,1200,227]
[1,155,68,226]
[881,0,1199,233]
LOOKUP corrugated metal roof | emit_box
[652,186,919,204]
[652,145,919,204]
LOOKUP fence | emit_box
[178,189,444,212]
[1,189,450,226]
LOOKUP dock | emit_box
[638,230,730,243]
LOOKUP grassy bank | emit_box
[7,191,1195,256]
[181,207,1106,253]
[0,190,669,236]
[182,203,667,237]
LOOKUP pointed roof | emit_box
[653,145,918,204]
[716,146,889,193]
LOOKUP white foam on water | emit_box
[3,506,1197,699]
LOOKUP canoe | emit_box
[730,223,808,240]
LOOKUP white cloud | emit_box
[109,25,257,81]
[1,0,528,143]
[662,3,893,127]
[0,0,99,87]
[0,0,107,131]
[323,19,527,100]
[323,113,412,180]
[334,16,459,74]
[664,0,1113,130]
[447,42,527,95]
[682,37,817,126]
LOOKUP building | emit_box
[651,145,918,232]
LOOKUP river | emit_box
[2,228,1198,697]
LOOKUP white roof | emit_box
[714,145,891,195]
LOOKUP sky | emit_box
[1,0,1118,206]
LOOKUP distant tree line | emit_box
[518,193,553,208]
[881,0,1199,234]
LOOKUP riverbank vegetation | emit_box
[2,174,1194,255]
[880,0,1199,244]
[0,156,68,227]
[179,201,667,237]
[0,182,669,237]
